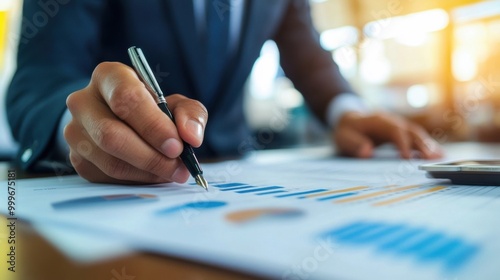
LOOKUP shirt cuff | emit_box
[326,93,370,128]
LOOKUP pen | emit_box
[128,46,209,191]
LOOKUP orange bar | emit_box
[334,185,421,204]
[373,186,447,207]
[305,186,369,198]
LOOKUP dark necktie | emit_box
[205,0,231,97]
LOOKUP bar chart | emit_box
[203,182,450,207]
[320,221,479,272]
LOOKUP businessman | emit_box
[7,0,442,184]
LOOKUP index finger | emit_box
[409,124,444,159]
[167,94,208,148]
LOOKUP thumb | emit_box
[334,127,374,158]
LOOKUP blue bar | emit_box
[321,221,480,272]
[220,186,255,191]
[377,228,426,251]
[443,243,479,271]
[394,233,446,255]
[236,186,284,194]
[156,201,227,215]
[349,224,405,244]
[255,190,287,195]
[334,223,387,243]
[418,238,463,262]
[316,192,357,201]
[321,221,372,240]
[211,183,247,188]
[275,189,328,198]
[52,194,158,209]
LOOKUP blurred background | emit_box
[1,0,500,157]
[245,0,500,149]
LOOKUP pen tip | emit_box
[195,175,209,191]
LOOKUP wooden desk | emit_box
[0,161,260,280]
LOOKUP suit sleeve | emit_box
[273,0,355,124]
[6,0,106,171]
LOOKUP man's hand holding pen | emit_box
[64,62,208,184]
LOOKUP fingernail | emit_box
[161,138,183,158]
[186,120,203,140]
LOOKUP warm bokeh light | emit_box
[452,48,478,82]
[407,85,430,108]
[359,40,391,85]
[364,9,449,40]
[395,31,428,47]
[359,57,391,85]
[320,26,358,51]
[452,0,500,22]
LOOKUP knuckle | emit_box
[373,113,389,123]
[93,119,126,154]
[66,90,84,114]
[167,93,184,102]
[410,123,426,135]
[194,100,208,120]
[76,140,94,157]
[91,63,108,83]
[63,121,75,142]
[390,128,404,139]
[108,84,143,120]
[92,61,119,80]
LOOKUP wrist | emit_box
[326,93,369,128]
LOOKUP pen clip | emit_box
[128,46,166,103]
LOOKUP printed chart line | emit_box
[334,185,421,204]
[204,182,449,207]
[373,186,447,207]
[305,186,369,198]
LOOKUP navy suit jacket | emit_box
[7,0,353,171]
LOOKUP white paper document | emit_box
[2,148,500,279]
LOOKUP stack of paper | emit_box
[2,143,500,279]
